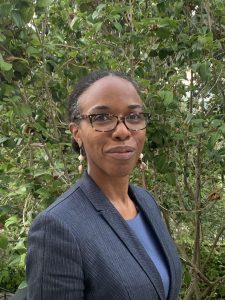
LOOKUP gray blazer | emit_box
[26,172,182,300]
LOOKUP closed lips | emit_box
[106,146,135,153]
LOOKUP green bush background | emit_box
[0,0,225,299]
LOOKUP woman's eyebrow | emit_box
[89,104,143,113]
[92,105,109,110]
[128,104,143,109]
[89,106,110,113]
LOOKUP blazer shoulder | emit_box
[30,180,84,226]
[46,180,82,211]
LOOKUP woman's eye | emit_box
[93,114,111,122]
[127,113,142,121]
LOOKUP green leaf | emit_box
[14,239,26,251]
[173,133,185,141]
[198,62,211,81]
[8,254,21,267]
[1,67,14,82]
[13,60,30,77]
[150,130,166,147]
[197,33,213,49]
[154,154,168,173]
[219,124,225,134]
[158,90,174,106]
[19,5,35,23]
[36,0,53,8]
[17,186,27,195]
[26,46,41,56]
[69,16,79,29]
[92,3,106,19]
[207,132,221,150]
[18,281,27,290]
[0,3,11,17]
[92,10,99,20]
[0,33,6,42]
[211,119,223,128]
[218,147,225,156]
[0,136,9,144]
[19,105,33,116]
[0,234,8,249]
[0,60,12,71]
[192,118,204,125]
[192,126,206,135]
[19,253,26,267]
[11,10,24,27]
[184,112,194,124]
[5,216,18,228]
[156,27,170,39]
[114,22,122,32]
[95,22,103,33]
[165,173,176,186]
[97,3,106,11]
[33,170,51,177]
[151,43,160,50]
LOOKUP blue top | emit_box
[127,211,170,298]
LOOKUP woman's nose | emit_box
[111,120,131,140]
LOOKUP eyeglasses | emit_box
[75,112,150,132]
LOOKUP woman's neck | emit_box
[88,170,137,220]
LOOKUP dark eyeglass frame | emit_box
[74,112,151,132]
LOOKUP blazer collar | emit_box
[79,172,166,300]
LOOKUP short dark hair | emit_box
[68,70,140,152]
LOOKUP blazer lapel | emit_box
[100,209,166,300]
[79,173,165,300]
[130,186,180,300]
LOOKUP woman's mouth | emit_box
[106,146,135,160]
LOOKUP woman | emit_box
[26,70,182,300]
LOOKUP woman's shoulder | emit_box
[46,180,82,212]
[30,178,93,229]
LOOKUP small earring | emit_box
[139,153,147,171]
[78,148,85,174]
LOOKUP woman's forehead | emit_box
[77,76,142,112]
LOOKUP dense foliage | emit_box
[0,0,225,299]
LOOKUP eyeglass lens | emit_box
[91,114,148,132]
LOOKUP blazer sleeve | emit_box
[26,212,84,300]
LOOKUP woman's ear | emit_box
[69,122,82,147]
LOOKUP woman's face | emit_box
[70,75,146,179]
